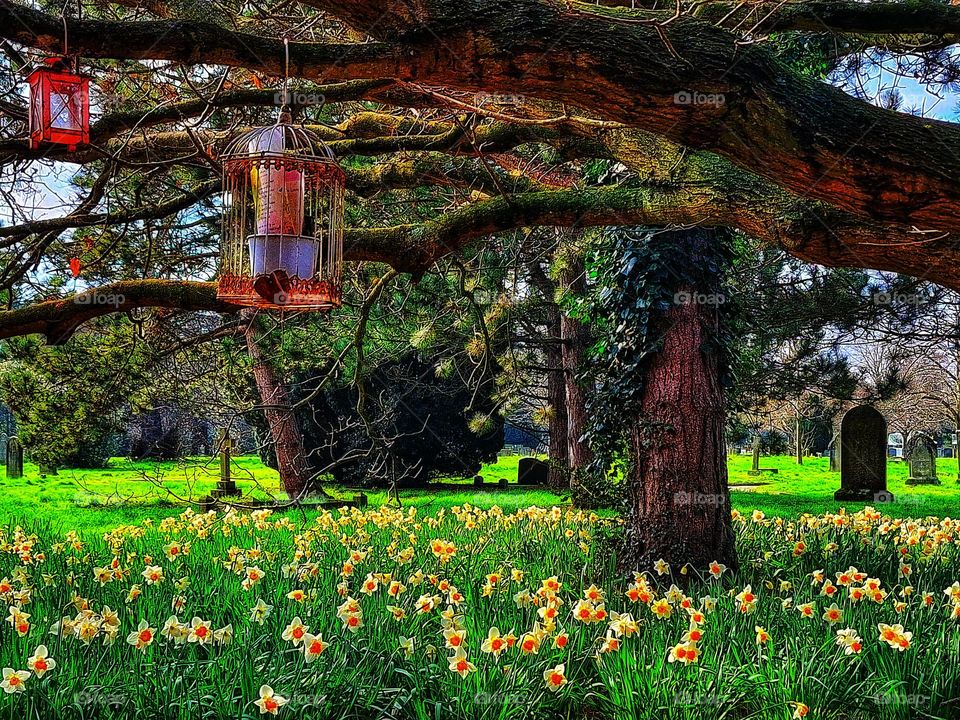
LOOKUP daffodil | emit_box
[250,599,273,625]
[1,668,29,694]
[667,641,700,665]
[281,617,309,646]
[480,627,507,657]
[126,620,156,651]
[447,649,476,677]
[26,645,55,677]
[254,685,288,715]
[822,603,842,625]
[835,628,862,655]
[214,624,234,645]
[187,616,212,644]
[141,566,164,585]
[302,633,328,662]
[543,663,567,692]
[708,561,726,579]
[878,623,912,651]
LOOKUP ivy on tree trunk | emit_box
[586,226,738,575]
[625,229,738,575]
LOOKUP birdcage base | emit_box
[217,273,341,311]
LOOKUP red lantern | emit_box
[28,57,90,151]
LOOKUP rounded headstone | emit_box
[835,406,892,502]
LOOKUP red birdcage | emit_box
[28,57,90,151]
[218,110,346,311]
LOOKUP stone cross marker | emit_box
[5,437,23,479]
[748,436,761,476]
[906,432,939,486]
[211,430,240,498]
[835,405,892,502]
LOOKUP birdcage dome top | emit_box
[222,112,336,163]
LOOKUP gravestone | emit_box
[835,406,892,502]
[5,437,23,479]
[747,436,761,476]
[906,432,940,486]
[473,475,484,487]
[38,464,58,477]
[211,430,241,498]
[517,457,550,485]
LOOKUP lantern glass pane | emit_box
[30,93,43,135]
[49,87,82,130]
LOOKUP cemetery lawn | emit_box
[0,454,957,536]
[726,454,960,520]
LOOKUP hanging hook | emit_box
[61,0,70,57]
[283,37,290,98]
[275,36,292,121]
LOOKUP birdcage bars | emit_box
[218,113,345,311]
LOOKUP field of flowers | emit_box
[1,505,959,719]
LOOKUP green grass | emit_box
[1,454,958,536]
[0,455,567,536]
[727,454,960,519]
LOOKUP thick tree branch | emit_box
[0,280,231,344]
[342,185,960,288]
[0,81,394,163]
[3,182,960,342]
[0,152,558,241]
[2,0,959,233]
[693,0,960,36]
[0,181,219,240]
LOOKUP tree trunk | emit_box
[955,337,960,482]
[795,413,804,465]
[545,309,570,490]
[623,228,738,576]
[558,252,592,502]
[244,313,316,500]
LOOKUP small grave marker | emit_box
[517,457,549,485]
[905,432,940,486]
[5,437,23,479]
[211,430,241,498]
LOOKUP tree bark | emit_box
[545,308,570,491]
[558,251,592,502]
[8,106,959,296]
[623,229,738,576]
[244,313,315,500]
